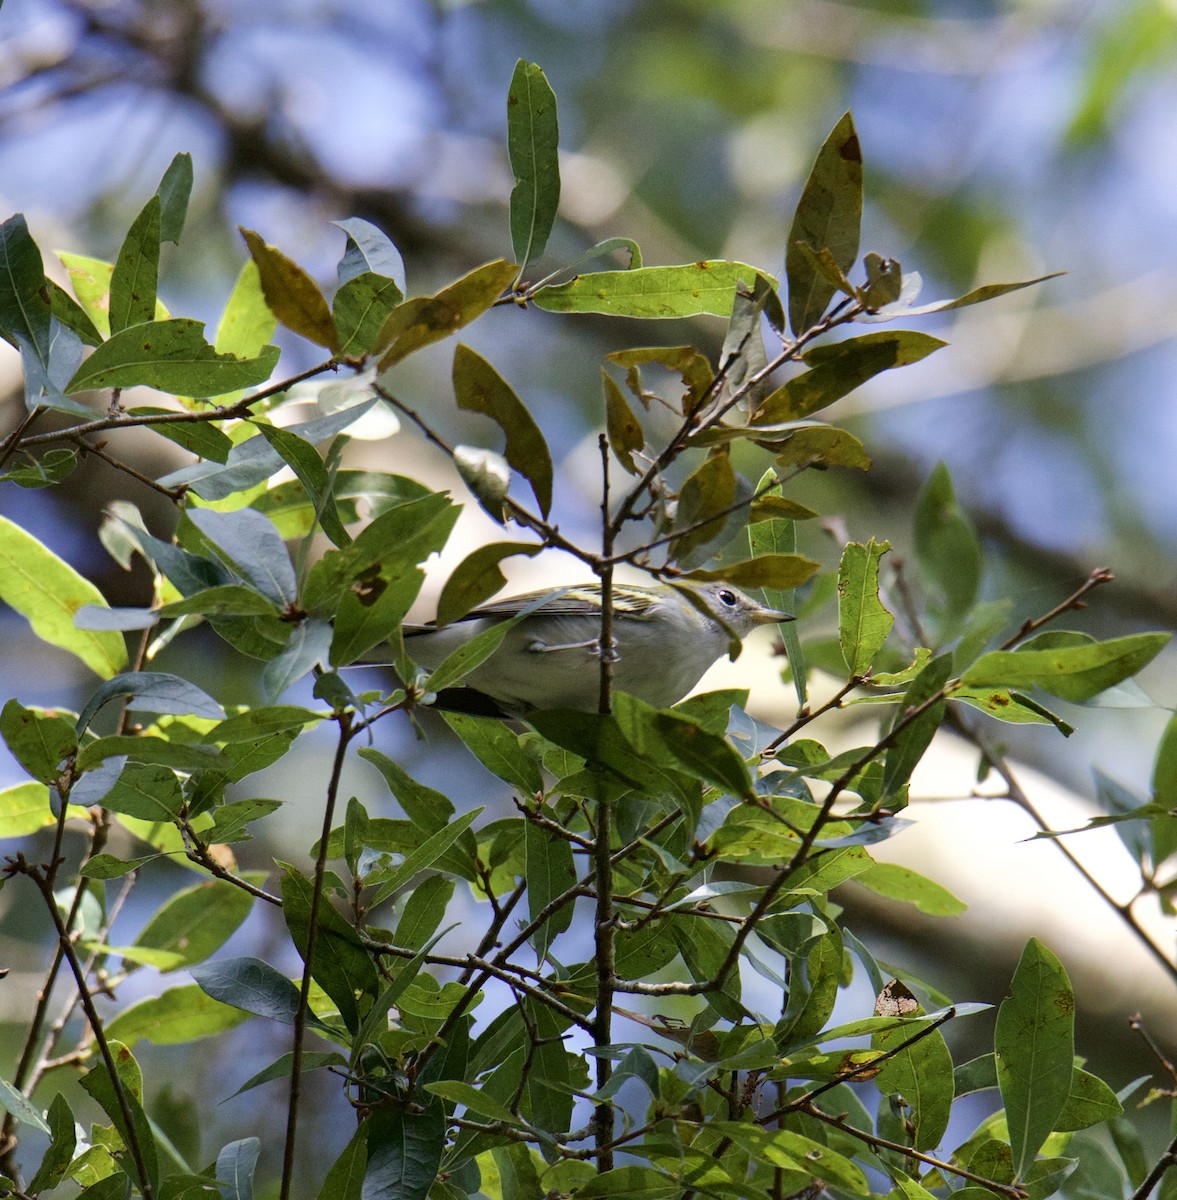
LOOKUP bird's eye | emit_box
[717,588,737,608]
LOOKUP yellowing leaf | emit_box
[0,516,127,678]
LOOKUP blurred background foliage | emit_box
[1,0,1175,1178]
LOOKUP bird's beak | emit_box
[752,608,795,625]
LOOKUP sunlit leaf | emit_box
[961,632,1170,703]
[0,515,127,678]
[754,331,945,424]
[66,318,279,396]
[532,262,777,318]
[837,539,894,676]
[376,259,516,369]
[240,227,338,351]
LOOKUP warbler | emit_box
[403,581,793,714]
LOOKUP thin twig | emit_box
[279,711,354,1200]
[948,708,1176,982]
[17,859,156,1200]
[15,359,339,449]
[71,435,186,501]
[801,1101,1028,1199]
[0,406,43,470]
[997,567,1114,650]
[1130,1135,1177,1200]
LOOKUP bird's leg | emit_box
[526,637,620,662]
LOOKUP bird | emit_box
[401,581,793,715]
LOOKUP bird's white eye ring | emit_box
[717,588,737,607]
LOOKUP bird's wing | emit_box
[416,584,661,628]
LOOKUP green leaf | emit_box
[650,707,753,798]
[215,1138,259,1200]
[128,406,233,462]
[754,331,946,424]
[185,506,297,608]
[602,368,645,474]
[915,462,981,622]
[0,214,51,369]
[80,852,159,878]
[526,815,577,962]
[526,709,689,800]
[214,260,279,359]
[365,809,482,909]
[315,1121,367,1200]
[749,471,808,706]
[441,712,543,794]
[255,423,350,547]
[531,261,776,318]
[79,1049,160,1194]
[838,539,894,675]
[716,1123,869,1195]
[105,983,251,1048]
[772,425,871,470]
[280,865,379,1033]
[853,862,965,915]
[189,956,307,1027]
[109,194,161,335]
[0,1074,50,1133]
[952,687,1074,735]
[66,318,280,396]
[333,271,405,357]
[685,553,820,592]
[671,452,736,562]
[571,1165,681,1199]
[393,876,455,950]
[607,344,714,414]
[1055,1067,1123,1131]
[452,343,553,517]
[158,401,377,501]
[786,111,862,335]
[995,937,1075,1179]
[48,279,102,345]
[961,632,1170,703]
[418,600,537,694]
[0,515,127,678]
[240,227,338,350]
[358,748,454,831]
[0,780,76,838]
[0,699,77,784]
[363,1103,445,1200]
[99,762,182,821]
[424,1080,516,1126]
[1149,712,1177,867]
[882,652,953,800]
[157,583,281,620]
[882,273,1065,318]
[26,1092,76,1193]
[376,259,516,369]
[156,151,193,243]
[434,540,542,627]
[76,671,224,732]
[305,492,456,649]
[507,59,561,273]
[874,1017,954,1151]
[58,251,114,337]
[132,878,257,972]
